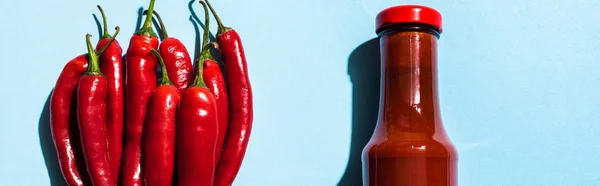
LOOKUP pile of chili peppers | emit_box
[49,0,253,185]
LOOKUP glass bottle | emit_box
[362,5,458,186]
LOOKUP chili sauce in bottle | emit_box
[362,5,458,186]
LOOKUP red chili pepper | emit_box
[203,52,229,164]
[143,10,194,93]
[94,5,124,179]
[122,0,159,185]
[177,3,220,185]
[77,33,120,186]
[177,46,220,186]
[143,50,180,186]
[205,0,254,185]
[50,52,89,186]
[191,2,230,165]
[50,28,117,186]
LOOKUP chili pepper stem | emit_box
[199,1,211,48]
[86,27,121,75]
[153,11,169,39]
[85,34,102,75]
[193,42,219,88]
[137,0,157,37]
[192,1,214,88]
[142,10,169,39]
[97,27,121,56]
[193,47,208,88]
[151,49,173,86]
[203,0,232,35]
[97,5,111,38]
[199,1,220,59]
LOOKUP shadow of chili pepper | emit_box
[189,16,202,63]
[93,14,102,39]
[135,7,144,32]
[39,90,69,186]
[337,38,381,186]
[188,0,215,42]
[153,19,164,41]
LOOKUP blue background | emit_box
[1,0,599,185]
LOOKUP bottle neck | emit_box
[377,28,440,135]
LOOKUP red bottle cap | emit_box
[376,5,443,34]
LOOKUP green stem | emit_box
[192,54,207,88]
[204,0,232,34]
[142,10,169,39]
[152,11,168,39]
[199,1,210,50]
[192,43,217,88]
[97,26,121,55]
[197,1,215,73]
[192,0,221,88]
[136,0,157,37]
[85,34,101,75]
[151,50,172,85]
[97,5,110,38]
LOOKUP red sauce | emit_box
[362,29,457,186]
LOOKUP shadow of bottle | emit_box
[338,38,381,186]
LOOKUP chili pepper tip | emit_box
[208,42,219,50]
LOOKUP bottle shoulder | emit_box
[364,131,457,159]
